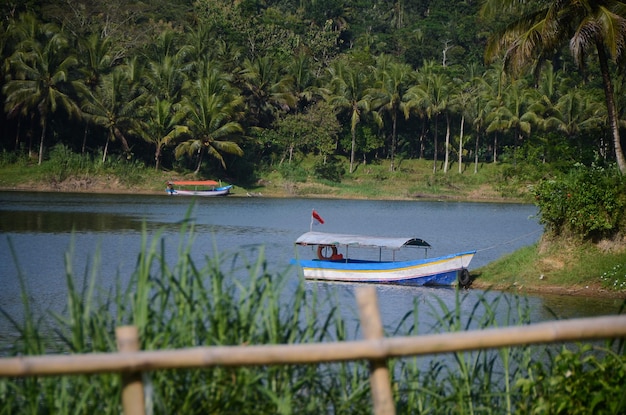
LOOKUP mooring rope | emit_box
[475,228,543,253]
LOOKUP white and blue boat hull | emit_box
[291,251,475,286]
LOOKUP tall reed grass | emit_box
[1,218,624,414]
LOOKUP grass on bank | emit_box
[2,220,625,414]
[474,237,626,295]
[0,146,536,201]
[255,156,535,201]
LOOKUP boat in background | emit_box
[166,180,232,196]
[291,231,475,287]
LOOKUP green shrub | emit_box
[313,157,345,183]
[276,162,308,182]
[516,344,626,414]
[45,144,92,181]
[533,165,626,240]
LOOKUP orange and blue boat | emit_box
[166,180,232,196]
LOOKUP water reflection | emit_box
[0,210,144,233]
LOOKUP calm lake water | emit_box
[1,191,623,343]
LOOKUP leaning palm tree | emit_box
[482,0,626,174]
[176,65,245,174]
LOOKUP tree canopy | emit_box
[1,0,625,180]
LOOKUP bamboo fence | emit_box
[1,287,626,415]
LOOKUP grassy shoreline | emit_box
[1,158,625,298]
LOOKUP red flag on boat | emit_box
[312,209,324,224]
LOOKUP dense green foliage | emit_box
[1,0,625,183]
[533,165,626,240]
[517,344,626,414]
[1,222,625,413]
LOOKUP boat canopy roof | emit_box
[295,231,431,250]
[169,180,219,186]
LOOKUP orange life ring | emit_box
[317,245,338,260]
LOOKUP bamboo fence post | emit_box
[116,326,145,415]
[356,286,396,415]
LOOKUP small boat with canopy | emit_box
[291,231,474,287]
[166,180,232,196]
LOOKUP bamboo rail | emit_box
[357,287,395,415]
[2,314,625,378]
[116,326,145,415]
[1,287,626,415]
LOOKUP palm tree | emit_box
[482,0,626,174]
[481,64,511,164]
[367,57,413,172]
[176,64,245,173]
[540,86,604,162]
[137,97,189,170]
[486,79,538,167]
[327,59,371,173]
[450,79,475,174]
[143,30,190,102]
[3,16,81,165]
[286,53,320,113]
[238,55,295,128]
[75,33,116,154]
[79,65,141,162]
[405,66,451,173]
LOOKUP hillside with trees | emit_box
[1,0,625,185]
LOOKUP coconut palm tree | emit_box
[3,16,81,165]
[486,78,539,167]
[367,57,413,172]
[482,0,626,174]
[137,97,189,170]
[74,33,117,154]
[450,79,475,174]
[405,66,451,173]
[176,64,245,173]
[238,55,295,128]
[79,64,141,162]
[143,30,190,102]
[327,58,371,173]
[286,53,320,113]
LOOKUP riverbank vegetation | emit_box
[0,145,537,201]
[2,224,625,414]
[474,163,626,296]
[1,1,626,183]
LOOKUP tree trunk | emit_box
[14,118,21,151]
[114,128,130,153]
[458,115,465,174]
[596,41,626,174]
[390,111,397,172]
[38,119,47,165]
[443,112,450,174]
[82,125,88,155]
[433,116,438,173]
[155,146,161,171]
[350,125,356,173]
[474,128,479,174]
[194,149,203,174]
[493,132,498,163]
[102,135,110,163]
[419,122,426,159]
